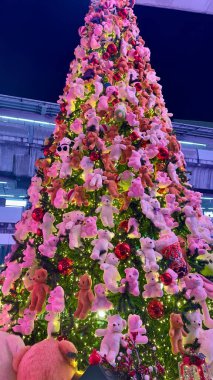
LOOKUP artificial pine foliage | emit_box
[0,0,213,379]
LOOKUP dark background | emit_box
[0,0,213,121]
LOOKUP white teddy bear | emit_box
[90,229,114,262]
[137,237,162,272]
[95,195,119,228]
[100,253,121,294]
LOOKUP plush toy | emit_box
[84,169,107,190]
[126,112,139,127]
[167,162,180,184]
[13,338,80,380]
[141,197,168,231]
[165,194,181,213]
[14,210,39,242]
[38,235,59,258]
[81,216,98,239]
[167,135,180,153]
[53,189,68,209]
[169,313,187,355]
[95,314,127,365]
[23,266,38,291]
[162,269,179,295]
[46,286,65,313]
[70,118,83,134]
[139,166,154,188]
[65,211,85,250]
[91,283,113,312]
[13,309,36,336]
[114,103,127,121]
[28,268,49,313]
[28,176,42,206]
[200,301,213,329]
[183,273,213,303]
[85,108,101,132]
[137,237,162,272]
[91,229,114,262]
[56,137,72,179]
[1,261,22,296]
[0,304,12,331]
[142,272,163,299]
[74,274,95,320]
[0,331,25,380]
[120,268,140,296]
[156,171,172,189]
[120,137,135,165]
[104,171,120,199]
[161,208,179,229]
[41,212,56,242]
[109,136,126,161]
[128,149,146,171]
[22,240,36,268]
[127,314,148,345]
[70,185,89,207]
[95,195,119,228]
[100,253,121,294]
[127,218,141,238]
[101,153,116,172]
[187,235,210,256]
[45,311,61,339]
[128,177,144,198]
[97,95,109,112]
[80,156,94,174]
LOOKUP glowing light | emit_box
[97,310,106,318]
[0,181,7,184]
[0,115,55,126]
[0,194,14,197]
[6,199,27,207]
[179,140,206,147]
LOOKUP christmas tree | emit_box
[1,0,213,379]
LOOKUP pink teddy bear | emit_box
[54,189,68,209]
[91,229,114,262]
[46,286,65,313]
[128,314,148,345]
[128,177,144,198]
[65,211,85,249]
[127,218,141,239]
[109,136,126,161]
[13,308,36,336]
[187,235,210,256]
[84,169,106,190]
[163,269,179,295]
[27,176,42,206]
[142,272,163,299]
[97,95,109,112]
[96,314,127,365]
[95,195,119,228]
[21,240,36,268]
[137,237,162,272]
[165,194,181,213]
[38,236,59,258]
[41,212,56,242]
[70,118,83,134]
[91,283,113,312]
[101,253,121,294]
[1,261,22,296]
[81,216,98,239]
[183,273,213,303]
[0,304,12,331]
[120,268,140,296]
[128,150,145,171]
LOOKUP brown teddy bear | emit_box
[74,274,95,320]
[139,166,154,188]
[70,185,89,207]
[169,313,187,355]
[104,172,120,199]
[167,135,180,153]
[29,269,50,313]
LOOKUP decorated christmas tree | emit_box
[0,0,213,379]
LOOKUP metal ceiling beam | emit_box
[135,0,213,15]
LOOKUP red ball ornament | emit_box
[113,73,122,82]
[36,228,43,237]
[89,350,101,366]
[134,82,142,92]
[157,147,169,160]
[118,220,129,233]
[102,52,110,60]
[160,272,173,286]
[115,243,131,260]
[147,299,164,320]
[58,258,74,276]
[117,9,128,19]
[156,362,165,375]
[43,147,50,157]
[107,43,118,55]
[90,152,100,162]
[32,208,44,222]
[130,131,140,141]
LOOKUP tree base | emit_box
[79,364,124,380]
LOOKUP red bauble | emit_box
[89,350,101,366]
[160,272,173,286]
[147,300,164,320]
[102,52,110,60]
[156,362,165,375]
[117,9,128,19]
[107,43,118,55]
[130,131,140,141]
[36,228,43,237]
[90,152,100,162]
[113,73,121,82]
[43,147,50,157]
[32,208,44,222]
[157,147,169,160]
[58,258,74,275]
[118,220,129,233]
[57,335,68,341]
[135,82,142,92]
[115,243,131,260]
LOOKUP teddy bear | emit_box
[128,149,145,171]
[169,313,187,355]
[183,273,213,303]
[126,112,140,127]
[38,235,59,258]
[66,211,85,250]
[167,162,180,185]
[142,272,163,299]
[161,208,179,229]
[95,195,119,228]
[109,136,126,162]
[46,286,65,313]
[97,95,109,112]
[141,197,168,231]
[91,229,114,262]
[100,253,121,294]
[95,314,127,365]
[21,240,36,268]
[187,235,210,256]
[162,269,179,295]
[69,185,89,208]
[74,274,95,320]
[137,237,162,272]
[120,268,140,296]
[84,169,107,190]
[128,177,144,198]
[80,156,94,175]
[27,176,42,206]
[70,118,83,134]
[183,206,212,243]
[84,108,101,132]
[28,268,50,313]
[114,103,127,121]
[0,304,12,331]
[165,194,181,213]
[56,137,72,179]
[101,153,116,172]
[0,331,25,380]
[104,171,120,198]
[13,338,80,380]
[167,135,180,153]
[41,212,56,242]
[127,217,141,239]
[127,314,148,345]
[53,189,68,209]
[70,150,82,170]
[126,86,139,105]
[139,166,154,188]
[13,308,36,336]
[155,171,172,189]
[81,216,98,239]
[91,283,113,312]
[120,137,135,165]
[45,311,61,339]
[83,131,105,151]
[183,309,204,346]
[14,210,39,242]
[1,261,22,296]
